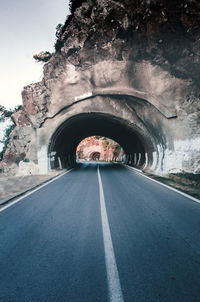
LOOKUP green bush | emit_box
[0,105,21,122]
[14,156,20,166]
[0,105,21,161]
[0,123,15,160]
[114,144,121,151]
[102,140,109,150]
[23,158,30,163]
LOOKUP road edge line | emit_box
[0,169,73,213]
[125,165,200,204]
[97,165,124,302]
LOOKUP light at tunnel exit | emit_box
[48,112,154,170]
[76,136,125,163]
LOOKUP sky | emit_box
[0,0,70,109]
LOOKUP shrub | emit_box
[114,144,121,151]
[14,156,20,166]
[55,24,63,39]
[102,140,109,150]
[23,158,30,163]
[0,105,22,122]
[0,123,15,160]
[0,105,22,160]
[33,51,52,62]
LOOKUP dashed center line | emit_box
[97,165,124,302]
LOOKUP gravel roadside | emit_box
[0,171,66,206]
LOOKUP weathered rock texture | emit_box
[1,0,200,175]
[76,136,124,161]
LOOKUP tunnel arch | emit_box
[48,112,158,171]
[89,151,101,161]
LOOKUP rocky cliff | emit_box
[77,136,124,161]
[1,0,200,175]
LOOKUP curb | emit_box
[0,170,68,208]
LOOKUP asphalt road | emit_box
[0,163,200,301]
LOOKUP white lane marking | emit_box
[97,165,124,302]
[125,165,200,204]
[0,169,73,213]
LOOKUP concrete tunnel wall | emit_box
[6,86,199,176]
[48,112,155,170]
[29,83,198,176]
[36,95,162,174]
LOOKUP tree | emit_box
[0,123,15,160]
[0,105,21,160]
[102,140,109,150]
[113,144,122,161]
[0,105,21,122]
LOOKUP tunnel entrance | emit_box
[90,152,100,161]
[48,112,157,171]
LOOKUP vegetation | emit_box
[0,105,21,122]
[0,105,21,160]
[55,24,63,39]
[0,123,15,160]
[113,144,122,158]
[68,0,84,15]
[23,158,30,163]
[0,105,13,121]
[33,23,64,60]
[33,51,52,63]
[102,140,109,150]
[54,0,83,51]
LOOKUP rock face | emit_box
[76,136,124,161]
[1,0,200,175]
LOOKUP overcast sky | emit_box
[0,0,70,109]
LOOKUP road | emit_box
[0,163,200,301]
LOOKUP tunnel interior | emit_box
[48,113,156,170]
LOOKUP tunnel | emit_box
[48,112,157,171]
[89,151,101,161]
